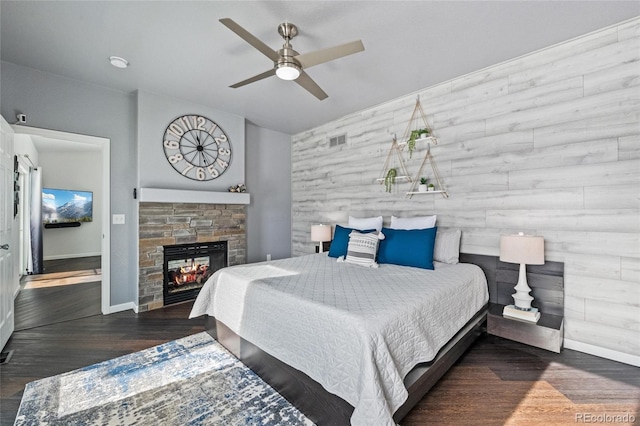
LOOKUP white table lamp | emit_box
[311,224,332,253]
[500,233,545,311]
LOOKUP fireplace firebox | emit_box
[163,241,227,306]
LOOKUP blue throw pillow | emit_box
[328,224,375,258]
[378,227,438,270]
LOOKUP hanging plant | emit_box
[384,168,397,193]
[407,128,430,158]
[407,133,417,158]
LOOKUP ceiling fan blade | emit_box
[219,18,280,62]
[295,70,328,100]
[230,69,276,88]
[296,40,364,69]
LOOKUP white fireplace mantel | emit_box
[138,188,250,205]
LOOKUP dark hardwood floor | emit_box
[1,302,206,425]
[1,301,638,425]
[40,256,101,274]
[15,256,102,330]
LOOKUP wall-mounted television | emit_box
[42,188,93,225]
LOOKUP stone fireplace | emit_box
[138,202,246,312]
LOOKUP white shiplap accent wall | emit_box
[292,18,640,364]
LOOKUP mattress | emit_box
[190,253,488,425]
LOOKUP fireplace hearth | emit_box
[163,241,227,305]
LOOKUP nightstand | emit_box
[315,241,331,253]
[487,303,564,353]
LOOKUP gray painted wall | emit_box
[40,150,103,260]
[291,19,639,363]
[1,61,138,305]
[137,90,245,191]
[1,61,293,307]
[246,123,292,263]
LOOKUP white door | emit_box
[0,116,16,350]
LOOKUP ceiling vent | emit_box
[329,134,346,148]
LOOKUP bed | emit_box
[189,249,489,425]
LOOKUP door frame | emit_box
[11,125,111,314]
[1,116,16,350]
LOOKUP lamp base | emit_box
[503,305,540,322]
[512,263,534,310]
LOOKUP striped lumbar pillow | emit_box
[344,230,382,267]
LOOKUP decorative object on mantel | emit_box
[228,183,246,193]
[311,224,332,253]
[499,233,545,323]
[376,136,411,193]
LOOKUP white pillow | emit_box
[342,230,383,268]
[390,215,436,230]
[433,229,461,264]
[348,215,383,232]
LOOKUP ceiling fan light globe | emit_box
[275,63,301,81]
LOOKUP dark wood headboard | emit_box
[459,253,564,316]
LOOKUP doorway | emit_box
[11,125,111,318]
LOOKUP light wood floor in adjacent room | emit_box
[1,304,638,425]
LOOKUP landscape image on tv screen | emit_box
[42,188,93,224]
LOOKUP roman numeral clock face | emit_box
[163,115,232,181]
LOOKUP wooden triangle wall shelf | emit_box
[406,142,449,199]
[375,96,449,198]
[376,136,412,193]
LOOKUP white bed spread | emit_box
[190,253,488,425]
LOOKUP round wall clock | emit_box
[162,114,232,181]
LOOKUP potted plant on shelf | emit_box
[428,183,436,192]
[418,177,428,192]
[417,128,430,139]
[384,168,397,193]
[407,128,430,158]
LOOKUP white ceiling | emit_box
[1,1,638,135]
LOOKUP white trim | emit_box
[101,135,111,315]
[564,338,640,367]
[138,187,250,205]
[43,252,102,261]
[107,301,138,314]
[11,125,112,316]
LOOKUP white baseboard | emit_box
[564,339,640,367]
[106,302,138,315]
[44,252,102,261]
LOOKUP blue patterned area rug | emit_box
[14,332,314,425]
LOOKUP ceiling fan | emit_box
[219,18,365,100]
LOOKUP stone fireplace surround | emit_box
[138,201,246,312]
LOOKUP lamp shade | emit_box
[500,233,544,265]
[311,224,332,242]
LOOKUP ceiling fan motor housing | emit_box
[277,22,298,41]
